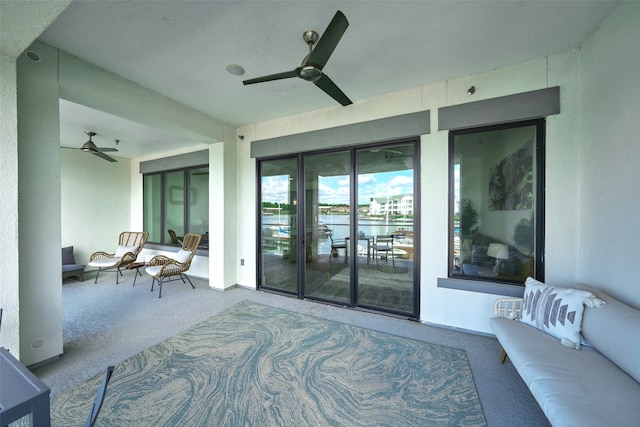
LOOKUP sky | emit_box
[262,169,414,205]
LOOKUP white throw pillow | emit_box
[519,277,605,349]
[174,249,192,264]
[115,245,138,257]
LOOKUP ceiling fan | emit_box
[62,131,118,162]
[243,10,352,106]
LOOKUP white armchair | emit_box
[146,233,202,298]
[88,231,148,284]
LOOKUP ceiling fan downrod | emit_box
[300,30,322,82]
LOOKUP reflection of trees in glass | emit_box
[460,198,479,236]
[513,216,534,254]
[261,201,294,213]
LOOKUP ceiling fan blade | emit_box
[90,150,118,162]
[305,10,349,69]
[243,68,300,85]
[314,74,352,106]
[95,147,118,152]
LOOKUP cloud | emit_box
[358,174,377,185]
[390,175,413,186]
[337,177,350,186]
[318,182,337,199]
[261,175,290,203]
[262,171,413,205]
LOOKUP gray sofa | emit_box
[62,246,85,281]
[459,232,531,280]
[490,283,640,426]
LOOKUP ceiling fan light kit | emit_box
[243,10,352,106]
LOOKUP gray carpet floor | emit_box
[31,271,549,426]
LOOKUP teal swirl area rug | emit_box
[49,301,486,426]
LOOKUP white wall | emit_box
[578,1,640,305]
[237,55,584,334]
[236,4,640,330]
[0,0,72,363]
[0,53,21,353]
[16,42,64,365]
[62,150,132,264]
[235,126,257,288]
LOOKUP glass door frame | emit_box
[255,155,301,297]
[256,138,420,319]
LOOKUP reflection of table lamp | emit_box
[487,243,509,274]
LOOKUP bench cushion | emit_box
[491,316,640,427]
[575,283,640,383]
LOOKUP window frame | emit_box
[447,119,545,288]
[255,138,421,319]
[143,164,209,251]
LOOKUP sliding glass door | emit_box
[303,151,351,304]
[257,140,419,318]
[356,144,417,314]
[258,157,298,295]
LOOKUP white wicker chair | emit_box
[146,233,202,298]
[88,231,148,284]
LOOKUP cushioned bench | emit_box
[62,246,85,281]
[490,280,640,427]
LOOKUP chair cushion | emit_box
[145,265,162,278]
[174,249,192,264]
[88,257,121,268]
[62,246,77,265]
[115,245,138,257]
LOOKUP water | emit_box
[262,214,414,254]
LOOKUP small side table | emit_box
[126,262,146,286]
[0,347,51,427]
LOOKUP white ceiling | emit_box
[38,1,618,160]
[58,99,206,160]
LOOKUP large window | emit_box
[143,166,209,249]
[449,120,544,285]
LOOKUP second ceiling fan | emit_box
[62,131,119,162]
[243,10,352,106]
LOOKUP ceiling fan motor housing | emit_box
[300,65,322,82]
[82,131,97,152]
[81,141,96,152]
